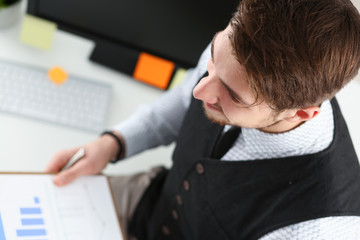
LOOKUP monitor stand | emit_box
[90,38,140,75]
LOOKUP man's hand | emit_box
[45,134,121,186]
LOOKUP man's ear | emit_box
[285,106,321,122]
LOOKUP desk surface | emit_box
[0,3,359,175]
[0,2,174,175]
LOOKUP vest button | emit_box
[183,180,190,191]
[172,209,179,220]
[162,225,171,235]
[176,194,183,205]
[196,163,205,174]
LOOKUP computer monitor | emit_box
[27,0,238,89]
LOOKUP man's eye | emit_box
[229,93,241,103]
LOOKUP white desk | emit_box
[0,3,174,175]
[0,3,359,176]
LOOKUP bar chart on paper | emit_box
[0,174,123,240]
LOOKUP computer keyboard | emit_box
[0,60,112,132]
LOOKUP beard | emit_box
[201,102,284,132]
[201,102,230,126]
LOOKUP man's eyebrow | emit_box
[211,32,220,61]
[219,79,251,106]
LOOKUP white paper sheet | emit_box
[0,174,123,240]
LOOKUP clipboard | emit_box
[0,172,125,240]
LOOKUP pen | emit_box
[61,148,86,171]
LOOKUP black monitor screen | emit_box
[27,0,238,88]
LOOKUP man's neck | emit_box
[258,119,305,134]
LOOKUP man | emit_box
[46,0,360,239]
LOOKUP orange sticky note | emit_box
[48,66,68,85]
[133,53,175,89]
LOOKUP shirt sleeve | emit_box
[112,43,210,158]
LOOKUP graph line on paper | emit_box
[83,183,107,240]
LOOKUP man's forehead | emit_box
[210,31,220,61]
[211,29,247,77]
[211,26,238,62]
[209,28,257,107]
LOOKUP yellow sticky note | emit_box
[48,66,68,85]
[20,14,57,51]
[168,68,187,89]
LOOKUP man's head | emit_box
[193,0,360,133]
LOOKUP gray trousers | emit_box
[109,166,165,240]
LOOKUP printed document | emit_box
[0,173,123,240]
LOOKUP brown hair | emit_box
[229,0,360,111]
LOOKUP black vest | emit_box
[130,96,360,240]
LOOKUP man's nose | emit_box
[193,74,219,104]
